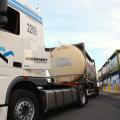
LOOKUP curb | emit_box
[100,91,120,101]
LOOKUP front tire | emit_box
[7,89,40,120]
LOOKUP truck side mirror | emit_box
[0,0,8,27]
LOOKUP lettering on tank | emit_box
[55,58,71,67]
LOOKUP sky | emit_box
[27,0,120,70]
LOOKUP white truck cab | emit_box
[0,0,50,119]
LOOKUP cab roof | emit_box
[8,0,43,24]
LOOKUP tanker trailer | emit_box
[49,43,99,96]
[108,50,120,73]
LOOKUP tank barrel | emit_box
[49,44,96,83]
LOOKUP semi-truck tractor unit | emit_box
[0,0,98,120]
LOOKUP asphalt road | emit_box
[42,93,120,120]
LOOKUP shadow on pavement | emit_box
[41,96,96,120]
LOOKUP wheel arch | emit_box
[5,76,45,105]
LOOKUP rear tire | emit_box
[7,89,40,120]
[76,87,88,108]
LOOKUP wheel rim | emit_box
[14,98,35,120]
[80,90,86,104]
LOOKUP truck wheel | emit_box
[76,88,88,108]
[7,89,40,120]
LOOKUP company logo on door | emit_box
[26,57,48,63]
[0,47,14,63]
